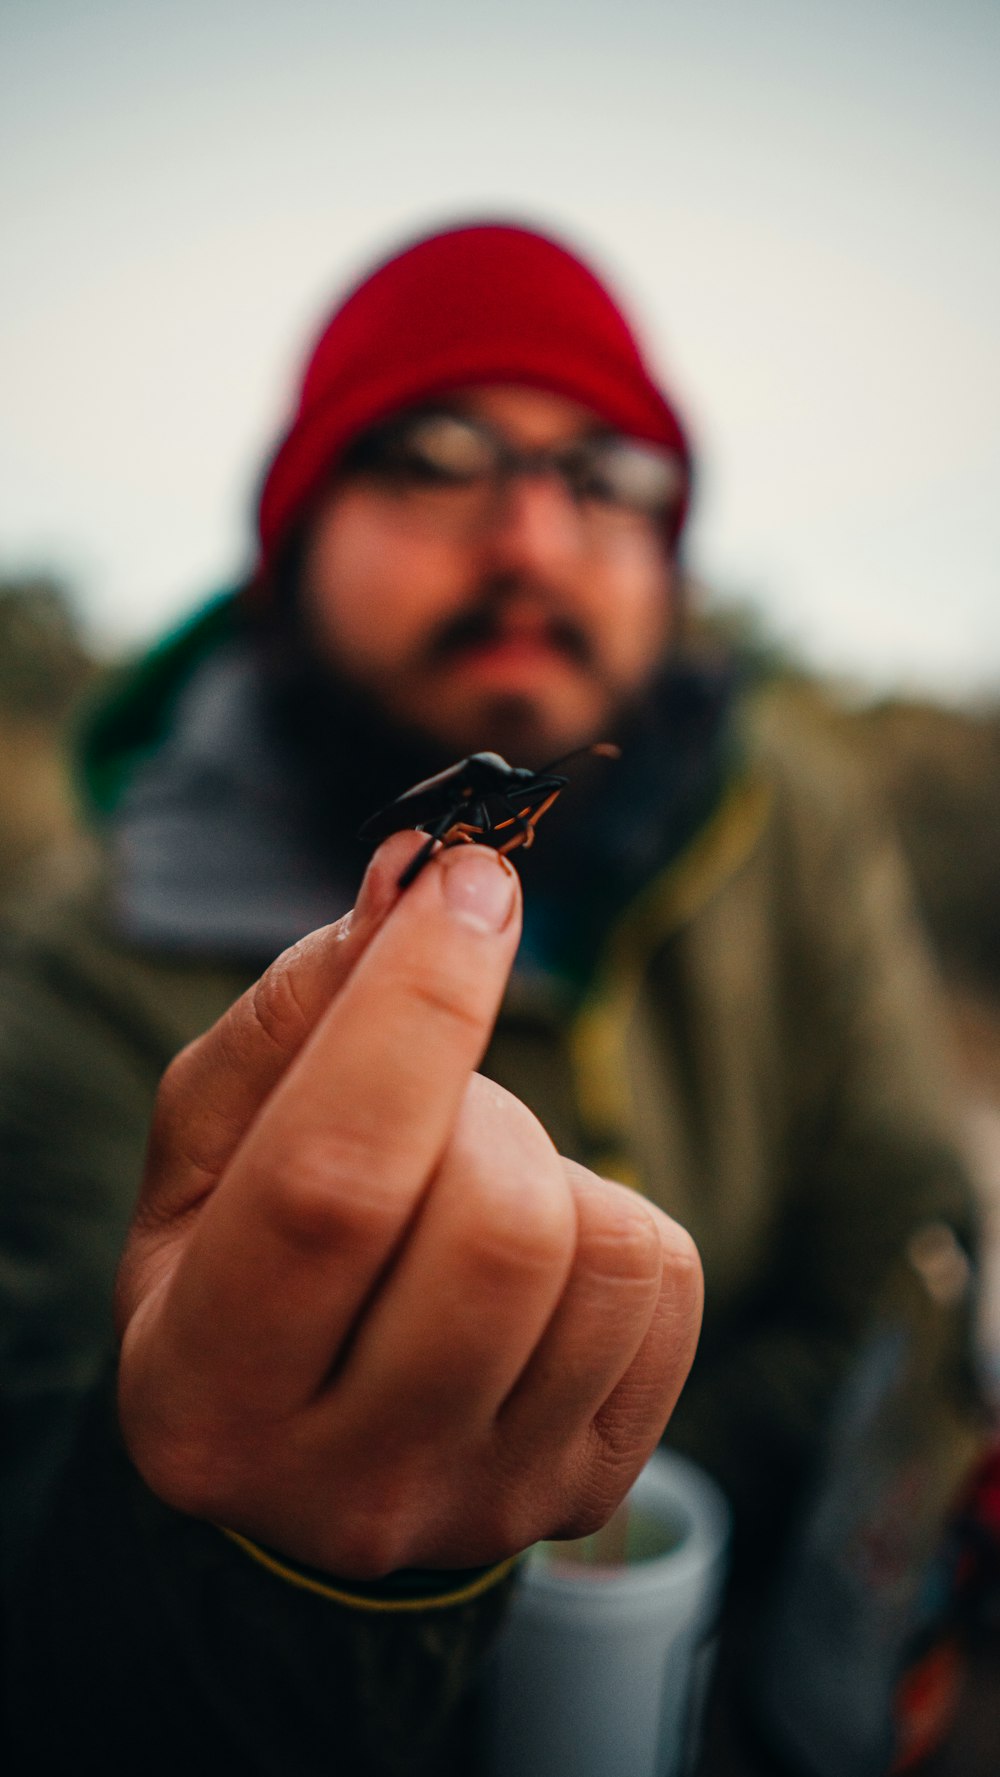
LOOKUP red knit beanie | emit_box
[255,221,693,583]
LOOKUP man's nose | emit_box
[478,469,582,574]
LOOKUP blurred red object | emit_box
[891,1440,1000,1772]
[891,1636,964,1772]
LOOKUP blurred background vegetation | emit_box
[691,589,1000,1004]
[0,575,98,904]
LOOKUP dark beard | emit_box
[253,597,736,943]
[254,586,626,843]
[261,631,459,847]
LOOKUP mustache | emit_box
[419,581,595,671]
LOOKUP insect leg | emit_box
[436,798,493,845]
[396,831,440,889]
[396,803,466,889]
[494,788,563,855]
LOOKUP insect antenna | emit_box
[535,740,622,775]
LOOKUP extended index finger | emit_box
[155,842,523,1407]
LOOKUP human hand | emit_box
[115,832,702,1579]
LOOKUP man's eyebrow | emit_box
[444,396,614,443]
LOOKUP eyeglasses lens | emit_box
[356,411,683,530]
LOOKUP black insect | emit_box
[359,744,620,888]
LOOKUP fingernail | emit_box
[440,846,517,933]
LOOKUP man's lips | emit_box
[450,632,582,673]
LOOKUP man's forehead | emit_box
[409,383,608,444]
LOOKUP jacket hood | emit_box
[77,591,241,819]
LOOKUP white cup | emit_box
[482,1450,731,1777]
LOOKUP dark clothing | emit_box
[0,608,986,1770]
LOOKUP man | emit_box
[0,221,985,1773]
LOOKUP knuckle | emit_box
[480,1441,603,1554]
[398,963,488,1042]
[261,1139,404,1254]
[249,958,310,1053]
[589,1347,686,1473]
[481,1198,569,1272]
[658,1221,705,1327]
[575,1189,664,1287]
[592,1367,668,1444]
[456,1179,573,1285]
[550,1448,638,1540]
[661,1216,702,1280]
[142,1044,219,1211]
[149,1042,200,1140]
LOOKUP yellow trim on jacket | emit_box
[569,772,773,1186]
[219,1527,520,1613]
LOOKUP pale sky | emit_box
[3,0,998,695]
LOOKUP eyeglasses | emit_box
[341,408,686,535]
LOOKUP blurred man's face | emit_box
[298,386,676,760]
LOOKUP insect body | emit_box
[360,745,618,888]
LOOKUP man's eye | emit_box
[403,416,496,483]
[579,442,686,513]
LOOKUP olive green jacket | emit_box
[0,687,984,1772]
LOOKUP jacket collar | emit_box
[108,627,739,973]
